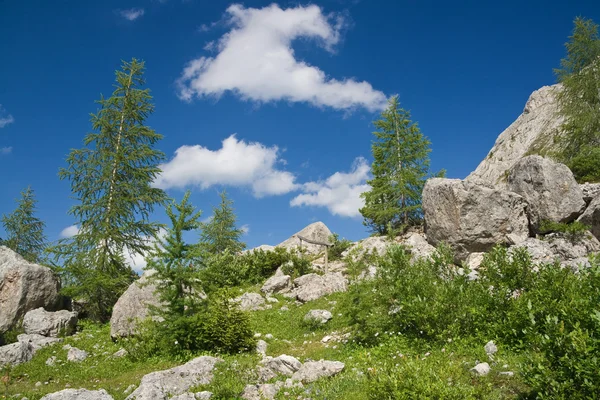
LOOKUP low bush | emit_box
[538,219,591,242]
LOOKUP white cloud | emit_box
[119,8,145,21]
[240,224,250,235]
[176,4,387,111]
[154,135,298,197]
[124,228,168,273]
[59,225,80,238]
[0,105,14,128]
[0,147,12,155]
[290,157,370,217]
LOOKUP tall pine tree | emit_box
[2,186,47,263]
[360,96,436,236]
[198,190,245,255]
[555,17,600,182]
[49,59,167,321]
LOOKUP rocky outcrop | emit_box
[260,354,302,377]
[401,231,436,261]
[110,270,162,338]
[0,246,61,333]
[126,356,221,400]
[277,222,332,255]
[23,308,78,337]
[260,272,290,295]
[285,272,348,303]
[0,340,33,367]
[291,360,345,383]
[342,236,390,259]
[233,292,267,311]
[17,333,62,351]
[510,234,600,269]
[422,178,529,260]
[40,389,114,400]
[467,85,563,187]
[581,183,600,204]
[507,155,585,230]
[579,196,600,241]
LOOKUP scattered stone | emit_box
[123,385,136,395]
[507,155,585,231]
[0,341,33,367]
[0,246,61,334]
[66,347,88,362]
[110,270,162,338]
[261,274,291,295]
[287,272,348,303]
[125,356,221,400]
[264,333,273,340]
[23,308,78,337]
[46,356,57,366]
[256,340,267,358]
[304,310,332,324]
[195,392,213,400]
[276,222,332,255]
[471,362,491,376]
[112,348,128,358]
[265,297,279,304]
[242,383,282,400]
[499,371,515,377]
[260,354,302,376]
[342,236,390,260]
[484,341,498,360]
[40,389,114,400]
[423,178,529,260]
[17,333,62,352]
[291,360,345,383]
[233,293,266,311]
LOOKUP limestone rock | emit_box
[467,85,564,187]
[423,178,529,260]
[277,222,332,255]
[303,310,332,324]
[0,341,33,367]
[110,270,162,338]
[287,272,348,303]
[342,236,390,260]
[400,232,436,261]
[233,292,266,311]
[242,383,283,400]
[126,356,221,400]
[0,246,61,333]
[67,347,88,362]
[40,389,114,400]
[291,360,345,383]
[485,341,498,359]
[581,183,600,204]
[579,196,600,241]
[260,354,302,376]
[260,274,290,295]
[17,333,62,352]
[23,308,78,337]
[510,235,599,268]
[171,393,212,400]
[256,340,267,358]
[471,362,491,376]
[507,155,585,230]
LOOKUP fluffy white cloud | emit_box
[177,4,387,111]
[124,228,168,274]
[240,224,250,235]
[154,135,298,197]
[0,147,12,155]
[290,157,370,217]
[0,105,14,128]
[59,225,80,238]
[119,8,145,21]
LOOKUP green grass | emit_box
[2,290,532,399]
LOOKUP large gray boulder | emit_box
[0,246,61,333]
[286,272,348,303]
[0,340,33,367]
[467,85,564,187]
[23,308,78,337]
[277,222,332,255]
[507,155,586,231]
[125,356,221,400]
[579,196,600,241]
[260,273,290,295]
[233,292,266,311]
[291,360,345,383]
[110,270,162,338]
[17,333,62,351]
[423,178,530,260]
[260,354,302,376]
[41,389,114,400]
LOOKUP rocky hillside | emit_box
[466,84,563,187]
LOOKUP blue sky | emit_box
[1,0,599,269]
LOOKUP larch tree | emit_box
[1,186,47,263]
[360,96,437,236]
[555,17,600,182]
[198,190,246,255]
[49,59,167,321]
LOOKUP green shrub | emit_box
[328,233,352,261]
[237,247,297,283]
[538,220,591,242]
[0,326,23,346]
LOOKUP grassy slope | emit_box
[2,289,530,399]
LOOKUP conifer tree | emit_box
[146,191,203,324]
[555,17,600,182]
[1,186,47,263]
[198,190,246,255]
[49,59,167,321]
[360,96,437,236]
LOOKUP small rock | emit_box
[303,310,332,325]
[46,356,57,366]
[291,360,345,383]
[499,371,515,377]
[123,385,136,395]
[67,347,88,362]
[256,340,267,357]
[112,348,128,358]
[260,354,302,376]
[471,362,491,376]
[484,341,498,359]
[265,333,274,340]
